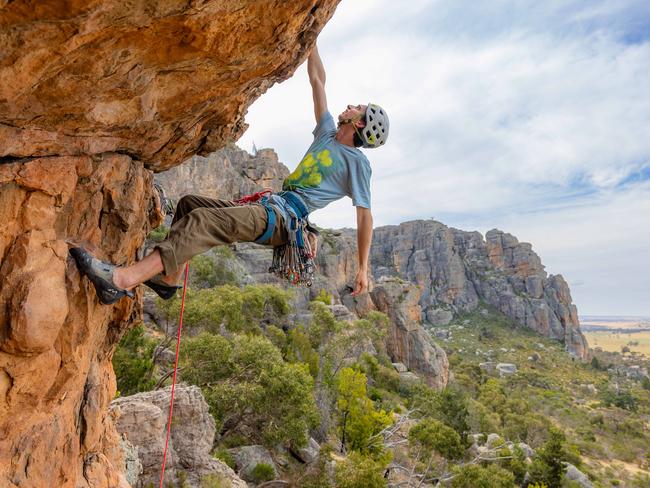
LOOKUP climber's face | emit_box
[338,104,367,127]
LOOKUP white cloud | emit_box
[238,0,650,315]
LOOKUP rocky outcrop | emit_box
[0,3,340,486]
[371,277,449,389]
[0,154,158,488]
[156,145,290,202]
[1,1,340,171]
[371,222,589,359]
[111,385,246,488]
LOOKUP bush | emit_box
[336,367,392,454]
[600,389,638,411]
[408,418,465,460]
[251,463,275,483]
[190,249,238,288]
[313,288,333,305]
[158,284,291,333]
[180,333,319,447]
[212,448,235,469]
[527,429,568,488]
[334,452,389,488]
[409,385,471,442]
[113,324,157,396]
[450,463,515,488]
[147,224,169,242]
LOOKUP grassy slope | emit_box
[435,306,650,487]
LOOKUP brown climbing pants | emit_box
[154,194,288,275]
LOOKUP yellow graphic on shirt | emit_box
[283,149,334,190]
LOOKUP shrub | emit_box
[251,463,275,483]
[180,333,319,447]
[212,448,236,469]
[336,367,392,454]
[147,224,169,242]
[334,452,389,488]
[450,463,515,488]
[527,429,568,488]
[313,288,333,305]
[408,418,465,460]
[113,324,157,396]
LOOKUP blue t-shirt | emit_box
[282,111,372,212]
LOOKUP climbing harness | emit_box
[159,262,189,488]
[237,189,316,287]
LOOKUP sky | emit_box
[238,0,650,316]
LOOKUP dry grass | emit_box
[584,330,650,357]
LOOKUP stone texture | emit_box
[229,444,278,483]
[156,145,290,202]
[291,437,320,465]
[496,363,518,377]
[565,463,593,488]
[371,276,449,390]
[0,3,341,486]
[370,222,589,360]
[1,1,341,171]
[111,385,246,488]
[0,154,158,488]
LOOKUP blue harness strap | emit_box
[254,197,276,245]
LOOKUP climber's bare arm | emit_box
[308,45,328,123]
[352,206,373,296]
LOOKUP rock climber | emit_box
[70,44,389,304]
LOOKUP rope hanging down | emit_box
[159,262,190,488]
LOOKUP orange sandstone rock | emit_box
[0,2,340,486]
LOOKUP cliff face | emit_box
[156,145,289,202]
[0,2,340,487]
[371,221,589,359]
[1,1,338,171]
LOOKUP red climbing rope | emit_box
[234,188,273,204]
[159,262,190,488]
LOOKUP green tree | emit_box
[527,429,568,488]
[334,451,390,488]
[408,418,465,460]
[180,333,319,447]
[450,463,515,488]
[336,367,392,454]
[159,284,291,333]
[113,324,157,396]
[411,386,471,443]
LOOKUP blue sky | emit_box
[239,0,650,316]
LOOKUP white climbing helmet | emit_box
[361,103,389,148]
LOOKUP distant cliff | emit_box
[156,144,289,202]
[370,222,589,359]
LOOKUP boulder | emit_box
[479,362,497,375]
[565,463,593,488]
[111,385,246,488]
[230,445,278,483]
[496,363,518,377]
[291,437,320,464]
[392,362,408,373]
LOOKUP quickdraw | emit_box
[269,216,315,287]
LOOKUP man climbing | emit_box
[70,44,389,304]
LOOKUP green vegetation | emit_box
[157,284,291,333]
[116,281,650,487]
[113,324,157,396]
[251,463,275,483]
[147,224,169,242]
[334,451,391,488]
[180,332,319,447]
[190,248,238,288]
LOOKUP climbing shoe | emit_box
[69,247,135,305]
[144,274,182,300]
